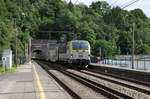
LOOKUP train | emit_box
[40,40,91,68]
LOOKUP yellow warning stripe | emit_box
[33,64,46,99]
[71,50,89,52]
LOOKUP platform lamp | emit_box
[124,15,135,69]
[21,12,26,63]
[131,23,135,69]
[14,18,18,67]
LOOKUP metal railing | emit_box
[100,58,150,70]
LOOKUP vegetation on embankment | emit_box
[0,0,150,58]
[0,62,16,74]
[0,67,16,74]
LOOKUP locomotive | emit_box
[40,40,91,67]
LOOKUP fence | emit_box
[91,55,150,70]
[100,59,150,70]
[100,57,150,70]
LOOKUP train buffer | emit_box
[0,62,72,99]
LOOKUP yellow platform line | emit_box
[33,64,46,99]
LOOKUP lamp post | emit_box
[124,15,135,69]
[131,23,135,69]
[21,13,25,56]
[21,12,26,64]
[14,18,17,67]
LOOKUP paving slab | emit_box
[0,62,72,99]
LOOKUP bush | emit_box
[0,61,2,68]
[0,61,16,74]
[93,40,116,57]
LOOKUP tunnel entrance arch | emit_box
[31,49,43,59]
[29,40,57,58]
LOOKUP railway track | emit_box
[75,70,150,98]
[86,68,150,88]
[35,60,150,99]
[37,62,109,99]
[79,71,150,95]
[65,69,150,99]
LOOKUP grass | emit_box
[0,62,16,74]
[0,67,16,74]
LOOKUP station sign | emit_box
[2,57,6,61]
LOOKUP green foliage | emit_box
[90,1,111,16]
[0,67,16,74]
[135,41,150,54]
[0,0,150,58]
[80,27,96,48]
[130,9,147,20]
[0,61,16,74]
[93,40,116,57]
[117,31,132,54]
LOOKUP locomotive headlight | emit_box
[70,54,73,58]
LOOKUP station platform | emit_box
[0,62,72,99]
[91,63,150,72]
[90,63,150,83]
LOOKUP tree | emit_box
[0,0,150,59]
[104,7,127,29]
[93,40,116,57]
[130,9,147,20]
[117,31,132,54]
[90,1,111,16]
[79,26,96,48]
[68,1,74,12]
[136,42,150,54]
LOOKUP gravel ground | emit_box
[83,70,150,92]
[67,69,150,99]
[42,63,107,99]
[39,61,150,99]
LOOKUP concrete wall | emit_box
[90,64,150,83]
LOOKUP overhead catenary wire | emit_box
[111,0,119,7]
[74,0,79,4]
[122,0,140,9]
[119,0,134,8]
[120,0,133,8]
[70,0,140,10]
[99,0,131,8]
[91,0,98,2]
[112,0,134,8]
[97,0,140,9]
[120,0,131,8]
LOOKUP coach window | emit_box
[67,45,69,50]
[59,46,67,53]
[59,46,63,53]
[64,46,67,53]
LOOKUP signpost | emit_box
[2,57,6,71]
[2,50,12,70]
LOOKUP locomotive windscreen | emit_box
[72,42,88,50]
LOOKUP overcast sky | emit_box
[68,0,150,18]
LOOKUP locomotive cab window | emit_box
[72,42,88,50]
